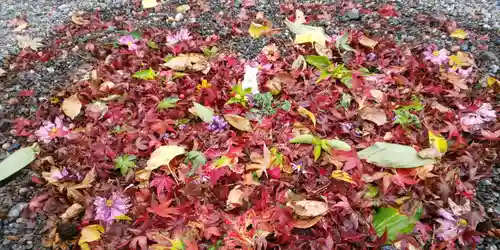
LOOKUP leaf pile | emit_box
[10,9,499,250]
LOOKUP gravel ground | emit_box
[0,0,499,249]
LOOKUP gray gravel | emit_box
[0,0,499,249]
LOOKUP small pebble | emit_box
[460,43,469,51]
[7,202,28,218]
[346,9,361,20]
[2,142,11,150]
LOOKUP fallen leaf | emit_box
[294,9,306,24]
[358,142,436,168]
[12,20,28,32]
[227,185,245,209]
[331,170,355,184]
[142,0,158,9]
[450,29,468,39]
[0,68,6,76]
[297,106,316,127]
[78,225,104,250]
[487,77,499,87]
[428,130,448,154]
[448,52,475,68]
[241,65,259,94]
[190,102,214,123]
[359,107,388,126]
[430,100,451,113]
[176,4,190,13]
[289,200,328,217]
[359,36,378,49]
[414,164,437,180]
[441,71,468,90]
[60,203,84,221]
[223,114,253,132]
[246,145,271,177]
[62,94,82,119]
[163,54,210,74]
[146,146,185,171]
[71,11,90,25]
[294,216,323,228]
[291,55,307,70]
[16,35,43,51]
[370,89,384,103]
[418,147,443,159]
[284,19,328,47]
[248,22,270,38]
[133,68,156,80]
[0,145,37,181]
[373,206,422,241]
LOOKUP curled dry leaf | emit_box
[359,106,388,126]
[71,11,90,25]
[163,54,210,74]
[146,145,185,171]
[12,19,28,32]
[288,200,328,217]
[227,185,245,209]
[60,203,84,221]
[62,94,82,119]
[223,114,253,132]
[297,106,316,127]
[16,35,43,51]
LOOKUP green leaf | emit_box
[129,31,142,39]
[147,41,158,49]
[132,68,156,80]
[326,139,351,151]
[313,144,322,161]
[358,142,436,168]
[373,207,423,242]
[157,97,180,110]
[192,102,214,123]
[305,55,332,70]
[280,100,291,111]
[340,93,352,109]
[289,134,315,144]
[114,154,136,176]
[185,151,207,177]
[0,145,37,181]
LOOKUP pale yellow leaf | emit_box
[62,94,82,119]
[288,200,328,217]
[297,106,316,127]
[12,20,28,32]
[146,145,185,171]
[330,170,355,184]
[369,89,384,103]
[415,164,437,180]
[284,19,327,47]
[163,54,210,74]
[16,35,43,51]
[142,0,158,9]
[227,185,244,209]
[450,29,468,39]
[71,11,90,25]
[359,36,378,49]
[78,224,104,246]
[223,114,253,132]
[176,4,190,13]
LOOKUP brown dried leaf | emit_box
[62,94,82,119]
[163,54,210,74]
[71,11,90,25]
[223,114,253,132]
[60,203,84,221]
[294,216,323,228]
[359,36,378,49]
[359,107,388,126]
[227,185,245,209]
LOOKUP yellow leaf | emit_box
[297,106,316,127]
[330,170,355,184]
[248,22,270,38]
[114,214,132,221]
[450,29,468,39]
[448,52,474,68]
[62,94,82,119]
[146,145,185,171]
[78,224,104,248]
[359,36,378,49]
[142,0,158,9]
[169,239,185,250]
[428,130,448,154]
[176,4,190,13]
[487,77,499,87]
[284,19,327,47]
[223,114,253,132]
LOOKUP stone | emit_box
[347,9,361,20]
[479,51,499,63]
[451,45,460,52]
[7,202,28,218]
[1,142,11,150]
[460,43,469,51]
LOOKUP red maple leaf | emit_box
[150,175,175,194]
[147,199,181,219]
